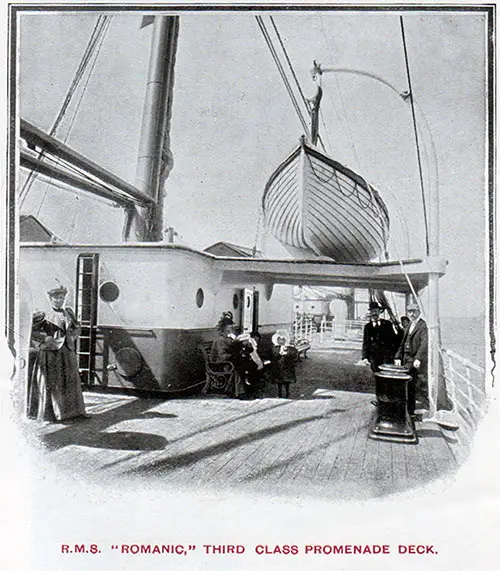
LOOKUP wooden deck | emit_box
[23,349,464,501]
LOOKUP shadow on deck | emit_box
[22,348,463,502]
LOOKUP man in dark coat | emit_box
[362,301,398,372]
[395,301,428,414]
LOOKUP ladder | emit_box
[75,253,99,386]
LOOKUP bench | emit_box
[294,339,311,361]
[199,342,235,395]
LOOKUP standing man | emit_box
[362,301,398,373]
[395,301,428,415]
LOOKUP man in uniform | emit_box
[395,301,428,415]
[362,301,398,373]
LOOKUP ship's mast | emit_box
[124,15,180,242]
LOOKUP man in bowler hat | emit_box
[362,301,398,373]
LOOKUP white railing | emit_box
[440,347,487,431]
[293,316,315,342]
[319,318,365,345]
[432,347,489,462]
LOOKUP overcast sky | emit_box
[18,8,488,318]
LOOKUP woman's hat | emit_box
[272,329,290,346]
[369,301,382,310]
[407,301,420,311]
[47,284,68,297]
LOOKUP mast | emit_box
[124,15,180,242]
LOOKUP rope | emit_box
[354,182,374,210]
[35,18,112,220]
[21,18,105,203]
[317,15,359,165]
[33,152,135,206]
[20,15,112,207]
[269,16,311,116]
[263,16,329,153]
[66,196,80,243]
[380,184,411,258]
[314,65,436,259]
[255,16,310,135]
[374,290,399,325]
[63,17,112,144]
[305,152,336,186]
[400,16,430,256]
[313,64,435,213]
[252,207,263,257]
[306,151,381,216]
[317,112,332,154]
[52,16,110,136]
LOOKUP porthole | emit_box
[100,281,120,302]
[196,288,204,308]
[233,293,239,310]
[115,347,142,377]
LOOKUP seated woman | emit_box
[27,284,88,422]
[269,330,298,399]
[210,314,237,362]
[210,314,249,399]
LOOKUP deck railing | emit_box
[319,317,365,346]
[293,316,315,341]
[437,347,488,460]
[440,348,487,425]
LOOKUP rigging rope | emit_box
[269,16,311,115]
[318,15,361,168]
[36,17,113,221]
[51,15,110,136]
[315,65,436,259]
[64,16,112,144]
[31,151,136,208]
[252,206,263,257]
[264,16,328,153]
[400,16,430,256]
[20,15,112,207]
[317,112,332,155]
[255,16,310,135]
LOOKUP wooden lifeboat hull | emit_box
[263,139,390,262]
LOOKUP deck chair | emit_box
[199,343,235,395]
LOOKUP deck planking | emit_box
[22,349,469,500]
[23,390,463,500]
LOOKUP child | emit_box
[270,330,297,398]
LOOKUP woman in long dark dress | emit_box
[210,313,252,399]
[27,285,88,422]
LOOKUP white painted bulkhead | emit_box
[21,244,292,329]
[19,244,293,394]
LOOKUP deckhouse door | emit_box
[75,253,99,385]
[241,288,254,333]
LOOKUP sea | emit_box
[440,316,490,370]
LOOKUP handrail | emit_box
[442,348,485,374]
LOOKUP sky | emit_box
[17,8,489,319]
